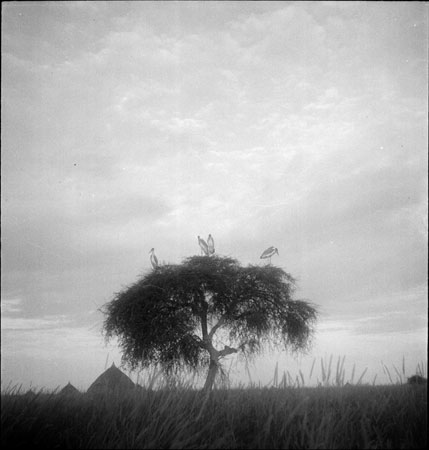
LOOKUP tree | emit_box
[102,255,317,392]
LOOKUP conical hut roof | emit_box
[87,363,135,395]
[59,382,80,395]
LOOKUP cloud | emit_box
[349,285,428,335]
[1,2,427,391]
[311,284,428,347]
[352,312,427,336]
[1,298,23,315]
[229,5,327,65]
[1,314,70,331]
[1,323,123,390]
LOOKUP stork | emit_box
[207,234,215,255]
[149,248,159,269]
[198,236,209,256]
[260,246,279,265]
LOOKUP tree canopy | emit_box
[103,255,317,390]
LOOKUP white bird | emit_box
[260,246,279,264]
[198,236,209,256]
[149,248,159,269]
[207,234,215,255]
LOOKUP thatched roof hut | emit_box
[59,382,80,396]
[87,363,135,395]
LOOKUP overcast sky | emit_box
[2,1,427,390]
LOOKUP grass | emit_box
[1,357,427,449]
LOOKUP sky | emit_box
[1,1,427,391]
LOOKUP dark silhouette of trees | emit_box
[407,375,427,385]
[103,255,317,392]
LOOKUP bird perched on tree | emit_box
[198,236,209,256]
[149,248,159,269]
[207,234,215,255]
[260,246,279,264]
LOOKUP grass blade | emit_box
[309,358,316,380]
[356,367,368,385]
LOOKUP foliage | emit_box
[102,255,317,376]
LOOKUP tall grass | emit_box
[265,355,427,389]
[2,356,427,449]
[266,355,378,389]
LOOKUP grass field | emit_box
[2,365,427,449]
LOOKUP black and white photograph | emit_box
[1,1,427,448]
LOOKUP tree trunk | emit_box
[203,358,218,393]
[195,357,218,422]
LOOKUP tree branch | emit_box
[218,345,238,359]
[201,310,208,341]
[208,315,226,340]
[207,290,252,341]
[200,295,209,345]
